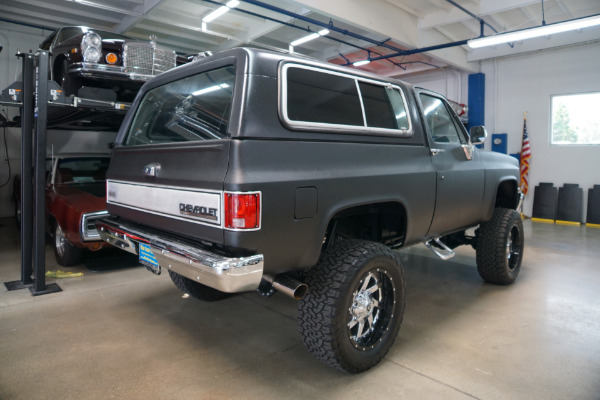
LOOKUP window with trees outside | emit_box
[551,92,600,145]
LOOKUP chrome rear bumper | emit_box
[95,217,263,293]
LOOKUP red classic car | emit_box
[14,154,111,266]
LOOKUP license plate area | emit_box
[139,242,161,275]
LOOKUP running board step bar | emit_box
[424,238,456,260]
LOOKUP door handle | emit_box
[143,163,161,177]
[430,148,445,156]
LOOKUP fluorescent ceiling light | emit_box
[290,29,329,47]
[203,0,239,23]
[193,83,229,96]
[468,14,600,49]
[353,60,370,67]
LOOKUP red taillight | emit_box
[224,192,260,230]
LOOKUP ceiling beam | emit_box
[11,0,122,24]
[418,28,476,72]
[420,0,542,30]
[288,0,478,72]
[321,31,386,60]
[555,0,573,19]
[61,0,140,17]
[115,0,168,34]
[519,5,536,22]
[130,22,221,46]
[384,0,424,18]
[0,14,57,33]
[285,0,420,49]
[132,10,238,41]
[485,14,508,32]
[214,8,312,52]
[0,5,110,30]
[460,19,484,36]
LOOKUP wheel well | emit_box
[51,55,66,81]
[326,202,407,248]
[495,180,519,210]
[46,214,58,237]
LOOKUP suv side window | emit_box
[358,82,410,131]
[281,64,412,137]
[286,67,363,126]
[419,93,466,144]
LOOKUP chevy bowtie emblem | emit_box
[144,163,161,177]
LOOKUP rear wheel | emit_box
[298,239,405,373]
[476,208,524,284]
[168,270,231,301]
[54,223,83,266]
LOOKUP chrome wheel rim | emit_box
[55,224,66,257]
[506,225,522,271]
[347,268,396,350]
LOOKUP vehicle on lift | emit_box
[14,154,111,266]
[96,48,524,373]
[40,26,187,102]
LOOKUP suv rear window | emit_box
[123,66,235,146]
[281,64,412,136]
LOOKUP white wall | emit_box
[398,67,470,105]
[482,41,600,218]
[0,21,116,218]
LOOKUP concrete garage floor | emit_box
[1,217,599,400]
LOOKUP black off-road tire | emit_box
[476,208,524,285]
[298,239,405,373]
[54,223,83,266]
[168,270,231,302]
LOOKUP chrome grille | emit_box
[123,42,177,77]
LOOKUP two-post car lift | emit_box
[1,50,129,296]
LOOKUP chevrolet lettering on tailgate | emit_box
[179,203,218,220]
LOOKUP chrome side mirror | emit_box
[469,126,488,146]
[463,126,488,160]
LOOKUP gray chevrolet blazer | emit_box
[97,47,523,373]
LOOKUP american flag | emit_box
[520,114,531,196]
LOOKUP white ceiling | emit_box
[2,0,599,76]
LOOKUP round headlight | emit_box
[83,47,101,63]
[81,32,102,63]
[82,32,101,48]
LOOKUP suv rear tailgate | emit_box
[106,140,230,244]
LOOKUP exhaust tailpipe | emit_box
[263,274,308,300]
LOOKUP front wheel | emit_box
[54,223,83,266]
[298,239,405,373]
[476,208,524,284]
